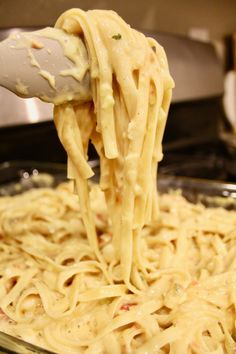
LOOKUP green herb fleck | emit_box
[152,46,156,53]
[112,33,122,40]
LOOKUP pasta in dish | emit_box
[0,7,236,354]
[0,183,236,353]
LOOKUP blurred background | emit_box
[1,0,236,181]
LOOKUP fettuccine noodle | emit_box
[0,8,235,354]
[53,8,174,291]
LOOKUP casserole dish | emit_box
[0,160,235,353]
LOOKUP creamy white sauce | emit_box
[27,49,40,68]
[36,28,89,82]
[15,78,28,95]
[39,70,56,89]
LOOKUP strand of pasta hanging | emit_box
[54,9,174,290]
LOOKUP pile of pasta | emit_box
[0,183,236,353]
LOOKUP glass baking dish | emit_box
[0,160,236,354]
